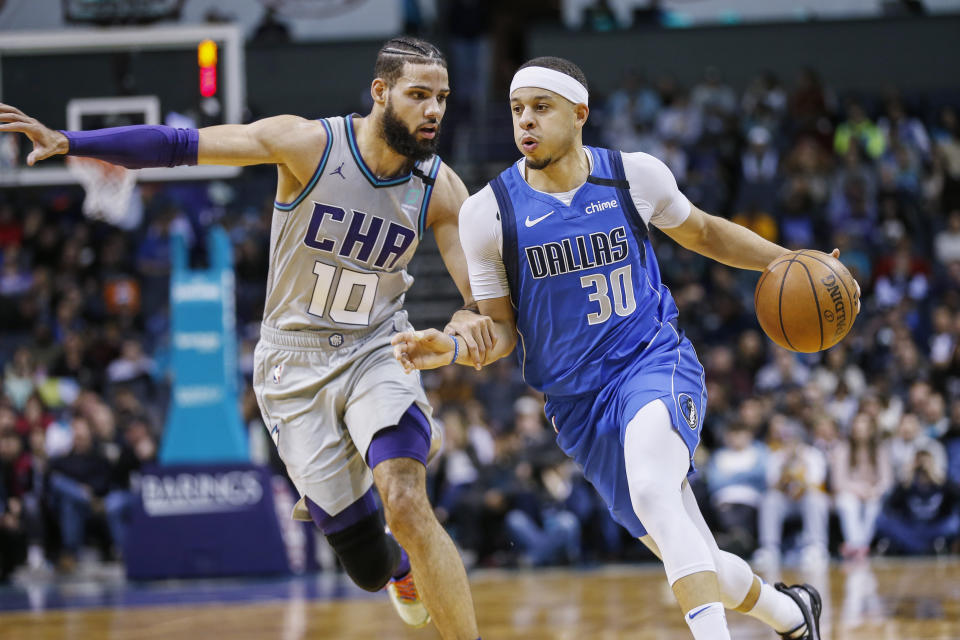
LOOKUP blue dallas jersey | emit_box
[490,146,681,397]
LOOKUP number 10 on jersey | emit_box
[308,261,380,325]
[580,264,637,325]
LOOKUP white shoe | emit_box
[386,572,431,628]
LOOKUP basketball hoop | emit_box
[66,157,141,229]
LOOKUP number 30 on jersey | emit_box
[579,264,636,325]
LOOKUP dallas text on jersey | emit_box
[525,226,630,279]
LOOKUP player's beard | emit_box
[525,155,553,170]
[381,102,440,163]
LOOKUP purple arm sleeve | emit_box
[60,125,199,169]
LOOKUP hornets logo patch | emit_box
[678,393,698,430]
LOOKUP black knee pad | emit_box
[326,512,401,592]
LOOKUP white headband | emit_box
[509,66,589,106]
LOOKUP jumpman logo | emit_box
[329,162,346,179]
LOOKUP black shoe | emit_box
[774,582,822,640]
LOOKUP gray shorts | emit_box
[252,312,440,516]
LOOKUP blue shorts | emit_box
[544,321,706,538]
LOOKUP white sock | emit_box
[684,602,730,640]
[747,578,805,636]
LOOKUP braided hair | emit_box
[375,36,446,87]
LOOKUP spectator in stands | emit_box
[504,457,582,567]
[0,426,32,575]
[741,70,787,125]
[835,101,886,159]
[877,99,931,161]
[47,416,113,571]
[656,91,702,146]
[831,412,893,560]
[756,416,830,569]
[607,69,661,130]
[935,210,960,265]
[755,347,810,393]
[3,347,36,411]
[434,408,484,541]
[813,342,867,399]
[889,412,946,484]
[741,126,779,185]
[811,413,842,459]
[932,107,960,211]
[731,202,777,244]
[105,338,156,405]
[705,422,767,556]
[858,391,904,437]
[0,247,31,298]
[873,244,930,309]
[941,399,960,486]
[14,393,53,437]
[788,67,832,135]
[875,448,960,555]
[920,392,949,438]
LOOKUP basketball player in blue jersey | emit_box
[1,37,488,640]
[394,57,862,640]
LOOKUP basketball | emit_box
[754,250,859,353]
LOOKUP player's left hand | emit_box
[392,329,458,373]
[830,248,862,314]
[444,308,495,370]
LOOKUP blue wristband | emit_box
[449,335,459,366]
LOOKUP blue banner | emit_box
[160,226,247,463]
[125,464,303,579]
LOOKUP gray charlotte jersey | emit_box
[262,115,442,337]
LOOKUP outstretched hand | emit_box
[0,103,68,165]
[829,248,862,314]
[392,329,458,373]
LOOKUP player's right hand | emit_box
[0,103,68,165]
[392,329,458,373]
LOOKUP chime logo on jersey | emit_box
[678,393,698,429]
[525,226,630,279]
[584,198,618,214]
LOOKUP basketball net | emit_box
[66,157,141,229]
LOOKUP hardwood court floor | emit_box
[2,557,958,639]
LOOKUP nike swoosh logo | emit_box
[687,605,711,620]
[525,211,555,227]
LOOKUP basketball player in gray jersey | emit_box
[2,37,487,640]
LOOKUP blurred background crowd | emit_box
[1,0,960,582]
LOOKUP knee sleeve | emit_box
[326,512,401,592]
[625,400,715,586]
[680,481,754,608]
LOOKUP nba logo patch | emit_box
[678,393,698,430]
[272,363,283,384]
